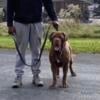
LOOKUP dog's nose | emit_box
[54,38,60,44]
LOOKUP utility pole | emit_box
[63,0,66,9]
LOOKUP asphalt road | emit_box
[0,49,100,100]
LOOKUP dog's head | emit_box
[49,32,67,51]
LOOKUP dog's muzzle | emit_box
[53,37,62,51]
[54,46,61,51]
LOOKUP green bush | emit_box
[47,21,100,38]
[0,24,8,36]
[59,4,81,22]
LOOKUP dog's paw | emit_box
[59,83,69,88]
[49,85,55,88]
[63,82,69,88]
[49,84,56,89]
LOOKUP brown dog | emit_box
[49,32,76,88]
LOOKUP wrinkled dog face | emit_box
[52,36,62,51]
[49,32,66,51]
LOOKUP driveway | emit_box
[0,49,100,100]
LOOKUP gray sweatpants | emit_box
[13,21,43,77]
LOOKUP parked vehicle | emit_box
[93,5,100,17]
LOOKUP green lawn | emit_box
[45,38,100,53]
[0,36,15,48]
[0,23,100,53]
[0,36,99,53]
[70,38,100,53]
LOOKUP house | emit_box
[53,0,66,13]
[53,0,93,13]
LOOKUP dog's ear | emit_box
[60,33,68,41]
[49,32,55,41]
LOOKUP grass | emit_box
[46,22,100,38]
[69,38,100,53]
[0,22,100,53]
[0,36,15,48]
[0,36,100,53]
[45,38,100,53]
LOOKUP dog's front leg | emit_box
[50,65,57,88]
[62,63,69,88]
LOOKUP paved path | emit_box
[0,49,100,100]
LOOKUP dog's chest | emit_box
[53,52,64,67]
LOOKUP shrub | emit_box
[59,4,82,22]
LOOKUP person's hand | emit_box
[8,26,16,35]
[52,21,59,31]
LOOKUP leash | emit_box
[11,24,51,67]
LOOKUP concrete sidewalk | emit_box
[0,49,100,100]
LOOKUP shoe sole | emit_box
[12,85,20,88]
[32,82,44,87]
[12,83,22,88]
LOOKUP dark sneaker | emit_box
[12,76,22,88]
[32,75,43,87]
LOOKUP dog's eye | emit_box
[49,32,55,41]
[61,33,65,40]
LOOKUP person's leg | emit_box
[29,22,43,86]
[13,21,30,88]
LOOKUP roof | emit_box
[53,0,93,4]
[80,0,93,4]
